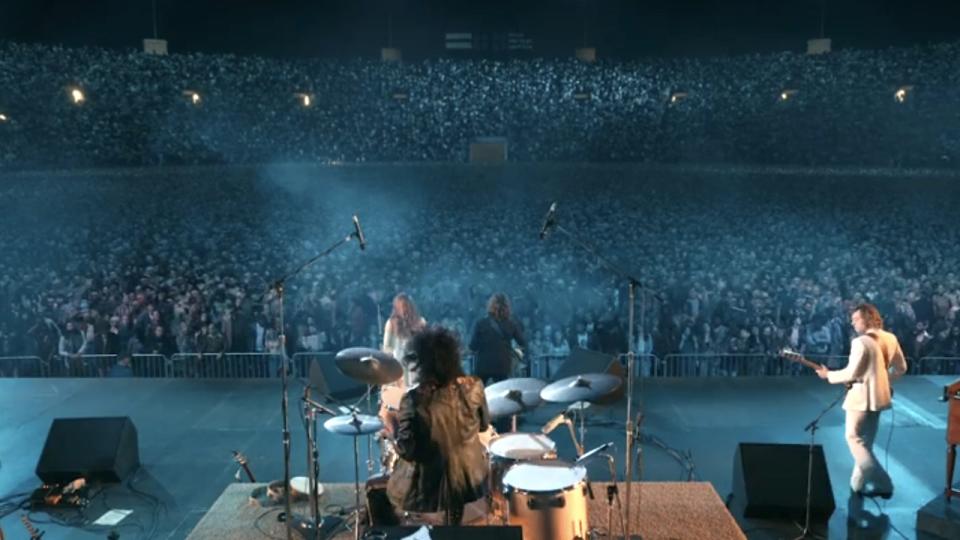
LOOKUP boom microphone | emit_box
[352,215,366,250]
[539,202,557,240]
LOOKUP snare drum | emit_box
[487,433,557,493]
[502,461,589,540]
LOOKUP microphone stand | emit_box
[794,389,846,540]
[546,217,660,539]
[267,228,362,540]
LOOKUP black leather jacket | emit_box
[387,376,490,512]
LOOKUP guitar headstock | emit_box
[232,450,248,466]
[780,347,799,358]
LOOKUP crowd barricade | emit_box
[915,356,960,375]
[130,354,170,378]
[169,352,283,379]
[0,356,43,377]
[530,354,566,379]
[47,354,119,377]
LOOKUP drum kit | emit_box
[300,346,624,540]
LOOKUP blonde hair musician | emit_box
[382,293,427,386]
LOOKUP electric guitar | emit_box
[780,348,853,390]
[232,451,256,482]
[20,514,43,540]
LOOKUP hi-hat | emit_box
[485,377,546,410]
[324,414,383,436]
[540,373,622,404]
[334,347,402,386]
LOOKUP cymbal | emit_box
[540,373,622,404]
[487,395,525,419]
[485,378,546,409]
[335,347,403,386]
[324,414,384,436]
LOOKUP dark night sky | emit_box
[1,0,959,60]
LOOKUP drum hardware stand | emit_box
[264,216,365,540]
[539,202,661,540]
[298,392,344,540]
[793,390,844,540]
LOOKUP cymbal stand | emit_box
[264,224,363,540]
[543,211,661,540]
[296,393,343,539]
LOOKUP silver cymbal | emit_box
[486,396,525,419]
[334,347,403,386]
[485,377,546,409]
[323,414,384,436]
[540,373,622,404]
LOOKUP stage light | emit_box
[69,88,85,104]
[780,89,798,101]
[294,92,313,107]
[0,114,7,123]
[182,90,202,105]
[669,92,687,105]
[894,86,912,103]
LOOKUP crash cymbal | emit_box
[335,347,403,386]
[486,395,525,419]
[540,373,622,404]
[485,377,546,409]
[323,414,384,436]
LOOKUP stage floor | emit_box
[0,375,954,539]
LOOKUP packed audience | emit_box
[0,40,959,169]
[1,166,958,378]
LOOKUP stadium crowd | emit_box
[1,166,959,377]
[0,40,959,169]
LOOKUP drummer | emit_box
[382,293,426,386]
[386,325,490,525]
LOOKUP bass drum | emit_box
[502,461,589,540]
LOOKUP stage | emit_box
[0,375,955,539]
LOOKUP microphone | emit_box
[539,202,557,240]
[352,215,366,250]
[541,411,569,434]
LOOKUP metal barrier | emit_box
[3,351,947,379]
[169,353,284,379]
[50,354,119,377]
[0,356,43,377]
[915,356,960,375]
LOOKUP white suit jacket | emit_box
[828,329,908,412]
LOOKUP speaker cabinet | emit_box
[731,442,835,523]
[36,417,140,484]
[309,353,366,401]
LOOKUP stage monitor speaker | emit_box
[362,526,522,539]
[36,417,140,484]
[551,347,624,403]
[309,353,366,401]
[731,442,835,523]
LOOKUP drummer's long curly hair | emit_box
[408,325,464,388]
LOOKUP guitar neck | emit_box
[241,463,256,483]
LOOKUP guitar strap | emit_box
[490,317,512,346]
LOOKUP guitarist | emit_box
[815,304,907,499]
[469,292,528,384]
